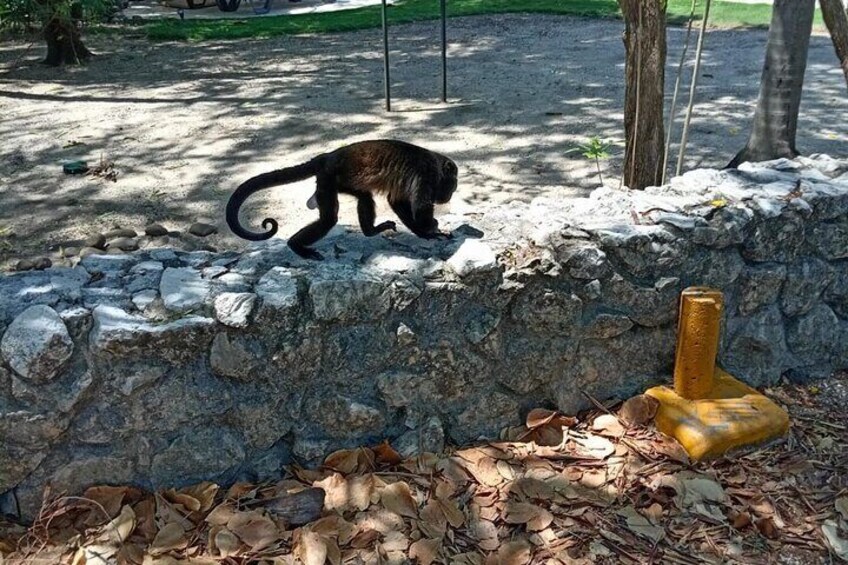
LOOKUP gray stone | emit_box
[61,247,79,258]
[0,444,45,492]
[310,275,388,323]
[293,437,331,462]
[80,253,135,274]
[512,287,583,335]
[118,365,166,396]
[721,306,788,387]
[78,247,102,258]
[59,307,92,341]
[149,248,179,262]
[214,292,256,328]
[108,237,139,252]
[232,401,293,450]
[742,211,806,263]
[1,305,73,383]
[556,243,611,280]
[90,305,215,361]
[84,233,107,249]
[824,262,848,318]
[396,323,416,346]
[593,224,689,279]
[583,313,633,339]
[82,287,131,309]
[453,392,520,443]
[317,395,385,438]
[160,267,211,312]
[256,267,299,312]
[209,333,262,380]
[127,261,164,293]
[152,426,245,486]
[807,217,848,260]
[131,289,158,312]
[780,258,832,317]
[394,416,445,457]
[0,410,68,447]
[601,274,680,327]
[446,239,498,277]
[786,304,841,365]
[145,224,169,237]
[104,228,137,239]
[188,223,218,237]
[737,264,786,316]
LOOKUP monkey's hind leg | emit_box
[357,194,396,236]
[287,185,339,261]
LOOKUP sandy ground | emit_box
[0,14,847,267]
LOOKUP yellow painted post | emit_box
[644,286,790,460]
[673,288,723,400]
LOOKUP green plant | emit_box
[570,137,612,186]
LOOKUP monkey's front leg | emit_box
[391,200,452,240]
[357,195,396,236]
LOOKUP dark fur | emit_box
[226,140,458,260]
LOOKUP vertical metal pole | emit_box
[382,0,391,112]
[440,0,447,103]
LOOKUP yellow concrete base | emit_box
[645,368,790,461]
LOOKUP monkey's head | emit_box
[435,158,458,204]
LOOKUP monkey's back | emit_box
[326,140,447,197]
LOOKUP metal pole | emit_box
[440,0,447,103]
[382,0,391,112]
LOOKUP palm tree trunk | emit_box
[728,0,816,167]
[820,0,848,89]
[618,0,667,190]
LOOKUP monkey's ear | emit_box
[443,160,457,174]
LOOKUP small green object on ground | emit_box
[63,161,89,175]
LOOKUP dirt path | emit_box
[0,14,846,267]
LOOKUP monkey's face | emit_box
[435,160,458,204]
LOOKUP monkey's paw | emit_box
[376,221,397,233]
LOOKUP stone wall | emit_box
[2,156,847,518]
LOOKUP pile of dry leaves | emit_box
[1,374,846,565]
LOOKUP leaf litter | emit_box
[1,373,846,564]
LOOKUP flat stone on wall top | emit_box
[1,155,848,520]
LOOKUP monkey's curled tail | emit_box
[226,157,324,241]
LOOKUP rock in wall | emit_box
[1,156,847,519]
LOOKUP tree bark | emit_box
[618,0,667,190]
[728,0,815,167]
[820,0,848,88]
[42,4,92,66]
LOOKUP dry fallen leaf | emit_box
[105,504,136,544]
[149,522,187,556]
[381,481,418,518]
[619,395,659,426]
[228,510,279,550]
[822,520,848,560]
[373,440,403,465]
[617,506,664,543]
[297,530,328,565]
[571,434,615,459]
[496,539,531,565]
[409,537,442,565]
[213,527,241,558]
[504,502,553,532]
[836,497,848,521]
[591,414,625,437]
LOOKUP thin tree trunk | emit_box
[42,3,92,66]
[821,0,848,88]
[728,0,815,168]
[618,0,667,190]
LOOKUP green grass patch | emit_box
[139,0,821,42]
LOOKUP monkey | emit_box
[226,139,458,260]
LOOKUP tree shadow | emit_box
[0,13,845,266]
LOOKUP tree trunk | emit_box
[728,0,815,167]
[617,0,667,190]
[43,6,92,66]
[820,0,848,88]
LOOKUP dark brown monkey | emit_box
[226,140,458,260]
